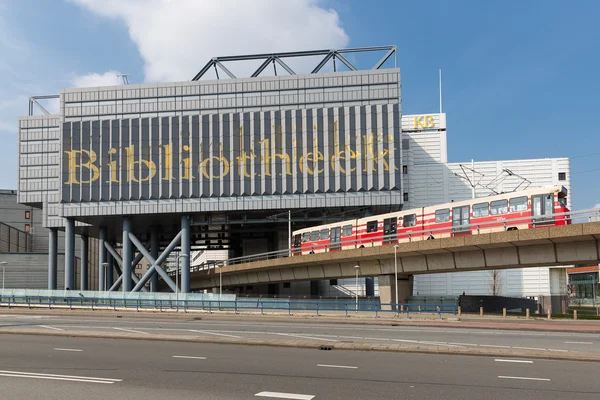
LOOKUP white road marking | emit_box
[564,341,593,344]
[54,348,83,352]
[317,364,358,369]
[173,356,207,360]
[274,333,338,342]
[548,349,568,352]
[391,339,420,343]
[364,337,391,341]
[0,370,120,384]
[481,345,511,349]
[337,335,363,339]
[513,347,546,351]
[112,327,149,335]
[255,391,315,399]
[495,359,534,364]
[190,330,242,339]
[419,341,448,345]
[449,343,478,347]
[38,325,63,331]
[498,376,550,382]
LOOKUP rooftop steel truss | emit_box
[191,45,397,81]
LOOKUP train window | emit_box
[509,196,528,212]
[403,214,417,227]
[342,225,353,237]
[319,229,329,240]
[472,202,489,217]
[435,209,450,223]
[366,221,378,233]
[490,199,508,215]
[310,231,319,241]
[302,233,310,243]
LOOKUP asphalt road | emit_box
[0,313,598,354]
[0,334,598,400]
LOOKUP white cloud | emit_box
[72,70,123,88]
[71,0,349,82]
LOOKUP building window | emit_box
[402,165,408,174]
[558,172,566,181]
[25,211,30,219]
[283,282,291,289]
[403,192,409,202]
[24,224,30,233]
[402,138,410,149]
[330,279,338,285]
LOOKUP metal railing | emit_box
[169,207,600,276]
[0,295,456,318]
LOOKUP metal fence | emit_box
[0,295,457,317]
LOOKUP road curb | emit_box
[1,328,599,363]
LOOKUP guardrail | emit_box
[0,295,456,318]
[170,207,600,276]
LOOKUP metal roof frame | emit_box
[191,45,397,81]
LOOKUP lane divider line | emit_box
[190,330,243,339]
[38,325,63,331]
[255,391,315,399]
[498,376,550,382]
[53,348,83,352]
[173,356,207,360]
[495,359,534,364]
[0,370,121,382]
[317,364,358,369]
[274,333,338,342]
[564,341,593,344]
[112,327,149,335]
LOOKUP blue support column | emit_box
[122,217,133,292]
[150,227,159,292]
[48,228,58,290]
[98,228,106,291]
[181,216,191,293]
[80,235,88,290]
[64,219,75,290]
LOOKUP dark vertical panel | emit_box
[80,121,90,202]
[150,117,160,200]
[171,116,180,199]
[221,114,230,197]
[210,114,219,197]
[110,120,120,201]
[160,117,170,199]
[141,118,151,200]
[359,106,368,191]
[284,110,293,195]
[90,120,100,201]
[316,108,325,193]
[262,112,272,195]
[61,123,72,202]
[129,118,139,200]
[337,107,346,193]
[100,120,110,201]
[120,119,129,201]
[381,104,390,190]
[273,110,282,195]
[191,115,200,198]
[231,113,240,196]
[305,110,314,194]
[180,115,190,199]
[348,107,357,192]
[294,109,303,194]
[370,105,379,191]
[242,112,251,196]
[326,107,335,193]
[252,111,261,196]
[71,122,81,202]
[393,104,401,191]
[201,114,210,197]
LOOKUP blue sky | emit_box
[1,0,599,209]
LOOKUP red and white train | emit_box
[292,186,569,255]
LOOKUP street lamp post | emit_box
[101,262,110,291]
[354,264,360,312]
[175,254,188,311]
[0,261,7,292]
[394,245,399,311]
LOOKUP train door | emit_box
[383,217,397,244]
[293,234,302,255]
[452,205,471,235]
[532,194,554,226]
[330,227,341,251]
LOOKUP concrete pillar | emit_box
[98,228,106,291]
[180,216,191,293]
[150,227,159,292]
[48,228,58,290]
[80,235,88,291]
[122,217,133,292]
[64,218,75,290]
[379,274,413,310]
